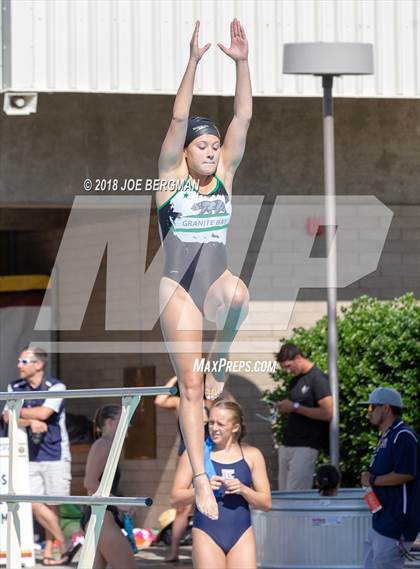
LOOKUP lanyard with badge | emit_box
[364,428,389,514]
[369,427,390,469]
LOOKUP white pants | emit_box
[277,445,319,491]
[29,460,71,496]
[363,527,413,569]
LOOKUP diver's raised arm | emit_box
[159,21,211,176]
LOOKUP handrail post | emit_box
[6,398,23,569]
[77,394,141,569]
[0,386,173,569]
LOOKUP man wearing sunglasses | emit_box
[359,387,420,569]
[2,346,72,566]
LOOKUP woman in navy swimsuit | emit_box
[171,400,271,568]
[155,377,236,562]
[157,19,252,521]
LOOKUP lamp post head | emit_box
[283,42,374,76]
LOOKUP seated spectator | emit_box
[315,464,341,497]
[82,404,136,569]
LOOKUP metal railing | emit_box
[0,386,175,569]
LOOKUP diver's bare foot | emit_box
[194,474,219,519]
[205,372,226,400]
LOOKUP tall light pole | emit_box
[283,43,374,466]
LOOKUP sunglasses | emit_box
[367,404,383,413]
[18,358,38,365]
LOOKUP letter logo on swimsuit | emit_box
[221,468,235,480]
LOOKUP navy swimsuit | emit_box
[158,176,232,314]
[193,448,253,554]
[81,466,123,530]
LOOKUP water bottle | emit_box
[363,486,382,514]
[204,437,223,497]
[123,514,138,553]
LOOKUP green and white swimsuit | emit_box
[158,176,232,312]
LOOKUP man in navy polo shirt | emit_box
[360,387,420,569]
[3,346,72,566]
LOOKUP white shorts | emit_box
[29,460,72,497]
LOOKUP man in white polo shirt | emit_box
[3,346,72,566]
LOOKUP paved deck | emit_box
[33,544,193,568]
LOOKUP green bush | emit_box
[262,293,420,487]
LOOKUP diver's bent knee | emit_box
[230,281,250,311]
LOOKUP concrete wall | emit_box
[0,93,418,527]
[0,95,418,206]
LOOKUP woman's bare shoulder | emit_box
[88,437,112,458]
[156,164,190,208]
[215,162,234,194]
[242,444,265,464]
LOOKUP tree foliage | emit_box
[262,294,420,486]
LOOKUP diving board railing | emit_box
[0,386,175,569]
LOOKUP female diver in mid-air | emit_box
[157,19,252,519]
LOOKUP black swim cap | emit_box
[184,116,221,147]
